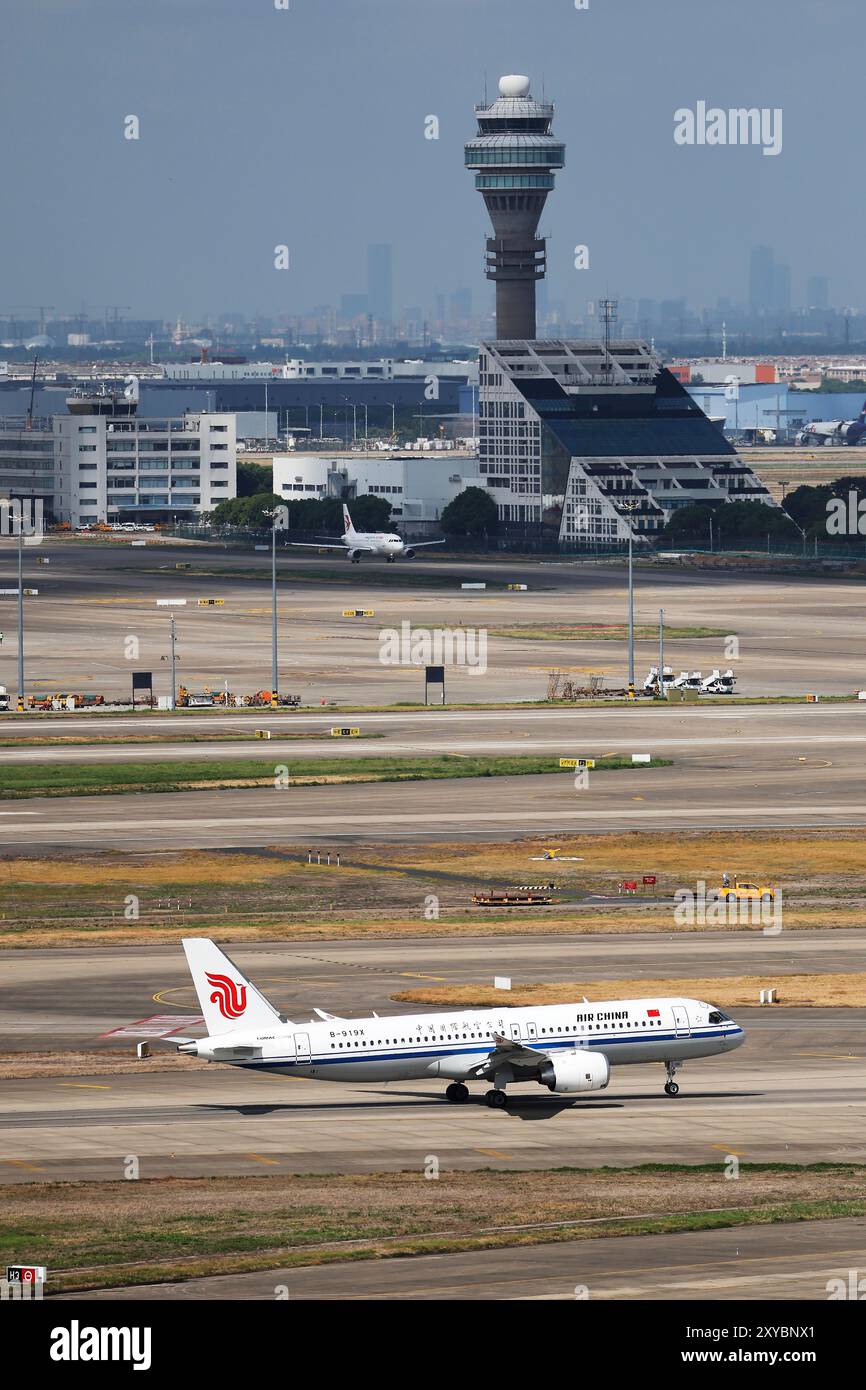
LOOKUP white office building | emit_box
[54,407,236,527]
[271,450,481,527]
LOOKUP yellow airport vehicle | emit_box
[717,878,776,901]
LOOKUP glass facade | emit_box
[465,145,564,166]
[474,173,555,190]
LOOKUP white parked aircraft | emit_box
[174,939,745,1106]
[796,401,866,446]
[291,504,446,563]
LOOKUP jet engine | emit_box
[403,547,416,559]
[538,1050,609,1093]
[348,548,365,562]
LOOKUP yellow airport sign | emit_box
[197,598,225,607]
[342,609,375,617]
[331,726,361,737]
[559,757,595,769]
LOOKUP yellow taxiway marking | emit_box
[2,1159,44,1171]
[399,972,448,981]
[246,1153,280,1166]
[57,1082,111,1090]
[631,796,645,801]
[475,1148,513,1161]
[709,1144,748,1157]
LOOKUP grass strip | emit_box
[2,1165,861,1293]
[0,753,668,799]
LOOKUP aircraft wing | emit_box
[465,1032,546,1079]
[406,539,446,547]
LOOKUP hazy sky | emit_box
[2,0,863,320]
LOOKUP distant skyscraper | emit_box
[366,244,393,326]
[807,275,829,310]
[773,262,791,313]
[465,74,565,339]
[749,245,775,315]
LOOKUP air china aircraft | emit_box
[291,504,446,563]
[174,939,745,1106]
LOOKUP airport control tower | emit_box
[465,74,565,340]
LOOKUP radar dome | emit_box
[498,74,531,98]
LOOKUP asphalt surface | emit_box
[60,1217,866,1300]
[1,934,862,1182]
[3,536,866,707]
[4,760,866,848]
[3,929,863,1048]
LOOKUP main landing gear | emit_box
[445,1082,469,1103]
[485,1089,508,1109]
[663,1061,681,1097]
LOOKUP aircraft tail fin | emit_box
[182,938,283,1035]
[342,503,355,535]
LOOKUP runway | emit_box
[64,1217,866,1300]
[3,930,864,1048]
[1,1029,862,1183]
[1,933,863,1183]
[1,700,866,761]
[4,764,866,848]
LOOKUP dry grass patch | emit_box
[6,1166,865,1293]
[393,972,866,1009]
[0,1050,209,1080]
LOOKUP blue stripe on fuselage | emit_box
[235,1025,744,1070]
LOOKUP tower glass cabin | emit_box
[465,74,565,340]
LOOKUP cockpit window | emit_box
[708,1010,730,1024]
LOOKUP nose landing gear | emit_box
[663,1061,681,1097]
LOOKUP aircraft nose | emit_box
[729,1025,746,1049]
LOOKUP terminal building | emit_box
[466,76,773,544]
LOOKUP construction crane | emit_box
[4,305,55,335]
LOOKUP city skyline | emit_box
[2,0,864,324]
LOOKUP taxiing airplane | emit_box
[290,504,445,563]
[796,401,866,447]
[173,938,745,1106]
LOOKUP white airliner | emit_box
[291,504,446,563]
[796,401,866,446]
[174,939,745,1106]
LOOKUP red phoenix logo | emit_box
[206,971,247,1020]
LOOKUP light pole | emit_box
[658,608,665,700]
[620,498,640,694]
[271,512,278,697]
[17,516,24,707]
[170,614,177,709]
